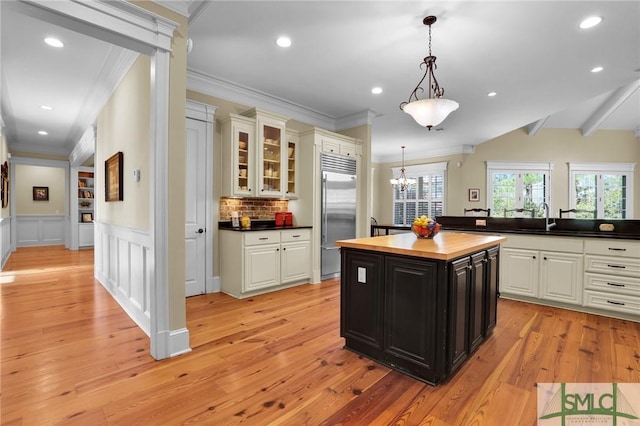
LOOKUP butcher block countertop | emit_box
[336,232,507,261]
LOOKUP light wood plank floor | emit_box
[1,246,639,425]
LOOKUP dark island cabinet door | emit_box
[484,247,499,334]
[469,252,487,354]
[448,256,471,374]
[340,249,384,357]
[383,256,442,382]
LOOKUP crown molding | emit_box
[9,140,72,157]
[187,68,337,130]
[374,144,475,164]
[153,0,191,17]
[67,48,139,152]
[68,126,96,166]
[336,109,377,131]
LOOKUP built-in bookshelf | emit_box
[77,169,94,223]
[71,166,95,248]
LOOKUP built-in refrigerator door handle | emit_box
[322,172,328,246]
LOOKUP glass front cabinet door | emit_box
[251,109,289,197]
[221,114,255,197]
[285,130,299,198]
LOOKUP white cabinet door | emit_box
[281,241,311,283]
[244,244,280,292]
[257,116,286,197]
[78,223,94,247]
[501,248,539,297]
[540,252,583,305]
[284,131,298,198]
[233,119,255,197]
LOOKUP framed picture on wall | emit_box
[105,151,123,202]
[1,161,8,208]
[33,186,49,201]
[468,188,480,202]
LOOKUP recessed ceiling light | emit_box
[38,130,48,135]
[276,36,292,48]
[40,105,53,111]
[591,66,604,73]
[371,87,383,94]
[44,37,64,48]
[579,16,603,29]
[487,91,497,97]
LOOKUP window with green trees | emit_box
[569,163,635,219]
[487,162,552,218]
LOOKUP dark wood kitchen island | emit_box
[336,232,507,385]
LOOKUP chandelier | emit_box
[389,146,415,192]
[400,16,459,130]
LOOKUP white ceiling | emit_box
[1,1,639,163]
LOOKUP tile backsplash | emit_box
[220,197,289,220]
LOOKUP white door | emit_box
[185,118,207,297]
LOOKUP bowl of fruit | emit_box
[411,216,441,239]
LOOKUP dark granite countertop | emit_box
[218,220,312,232]
[437,216,640,240]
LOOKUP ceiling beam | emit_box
[526,116,549,136]
[581,79,640,137]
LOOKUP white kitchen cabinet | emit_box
[220,228,311,298]
[284,130,299,198]
[500,235,583,305]
[220,114,255,197]
[253,110,287,197]
[220,108,291,198]
[245,243,281,292]
[281,234,311,283]
[501,248,539,297]
[539,252,583,304]
[583,239,640,317]
[319,134,357,158]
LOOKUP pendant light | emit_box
[389,146,415,191]
[400,16,459,130]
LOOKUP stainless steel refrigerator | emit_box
[321,154,357,280]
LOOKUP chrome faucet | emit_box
[540,202,556,231]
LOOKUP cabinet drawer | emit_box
[281,229,310,242]
[340,143,356,158]
[500,234,583,253]
[322,140,340,154]
[584,272,640,297]
[584,255,640,277]
[584,239,640,258]
[244,231,281,246]
[583,290,640,317]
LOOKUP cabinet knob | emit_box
[196,228,204,234]
[543,256,547,260]
[532,255,536,259]
[283,247,286,251]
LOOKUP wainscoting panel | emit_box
[16,215,65,247]
[94,221,152,336]
[0,217,11,269]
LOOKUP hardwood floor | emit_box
[1,246,638,425]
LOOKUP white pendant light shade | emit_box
[400,16,458,130]
[402,98,459,128]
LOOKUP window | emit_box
[487,162,553,217]
[569,163,635,219]
[392,162,446,225]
